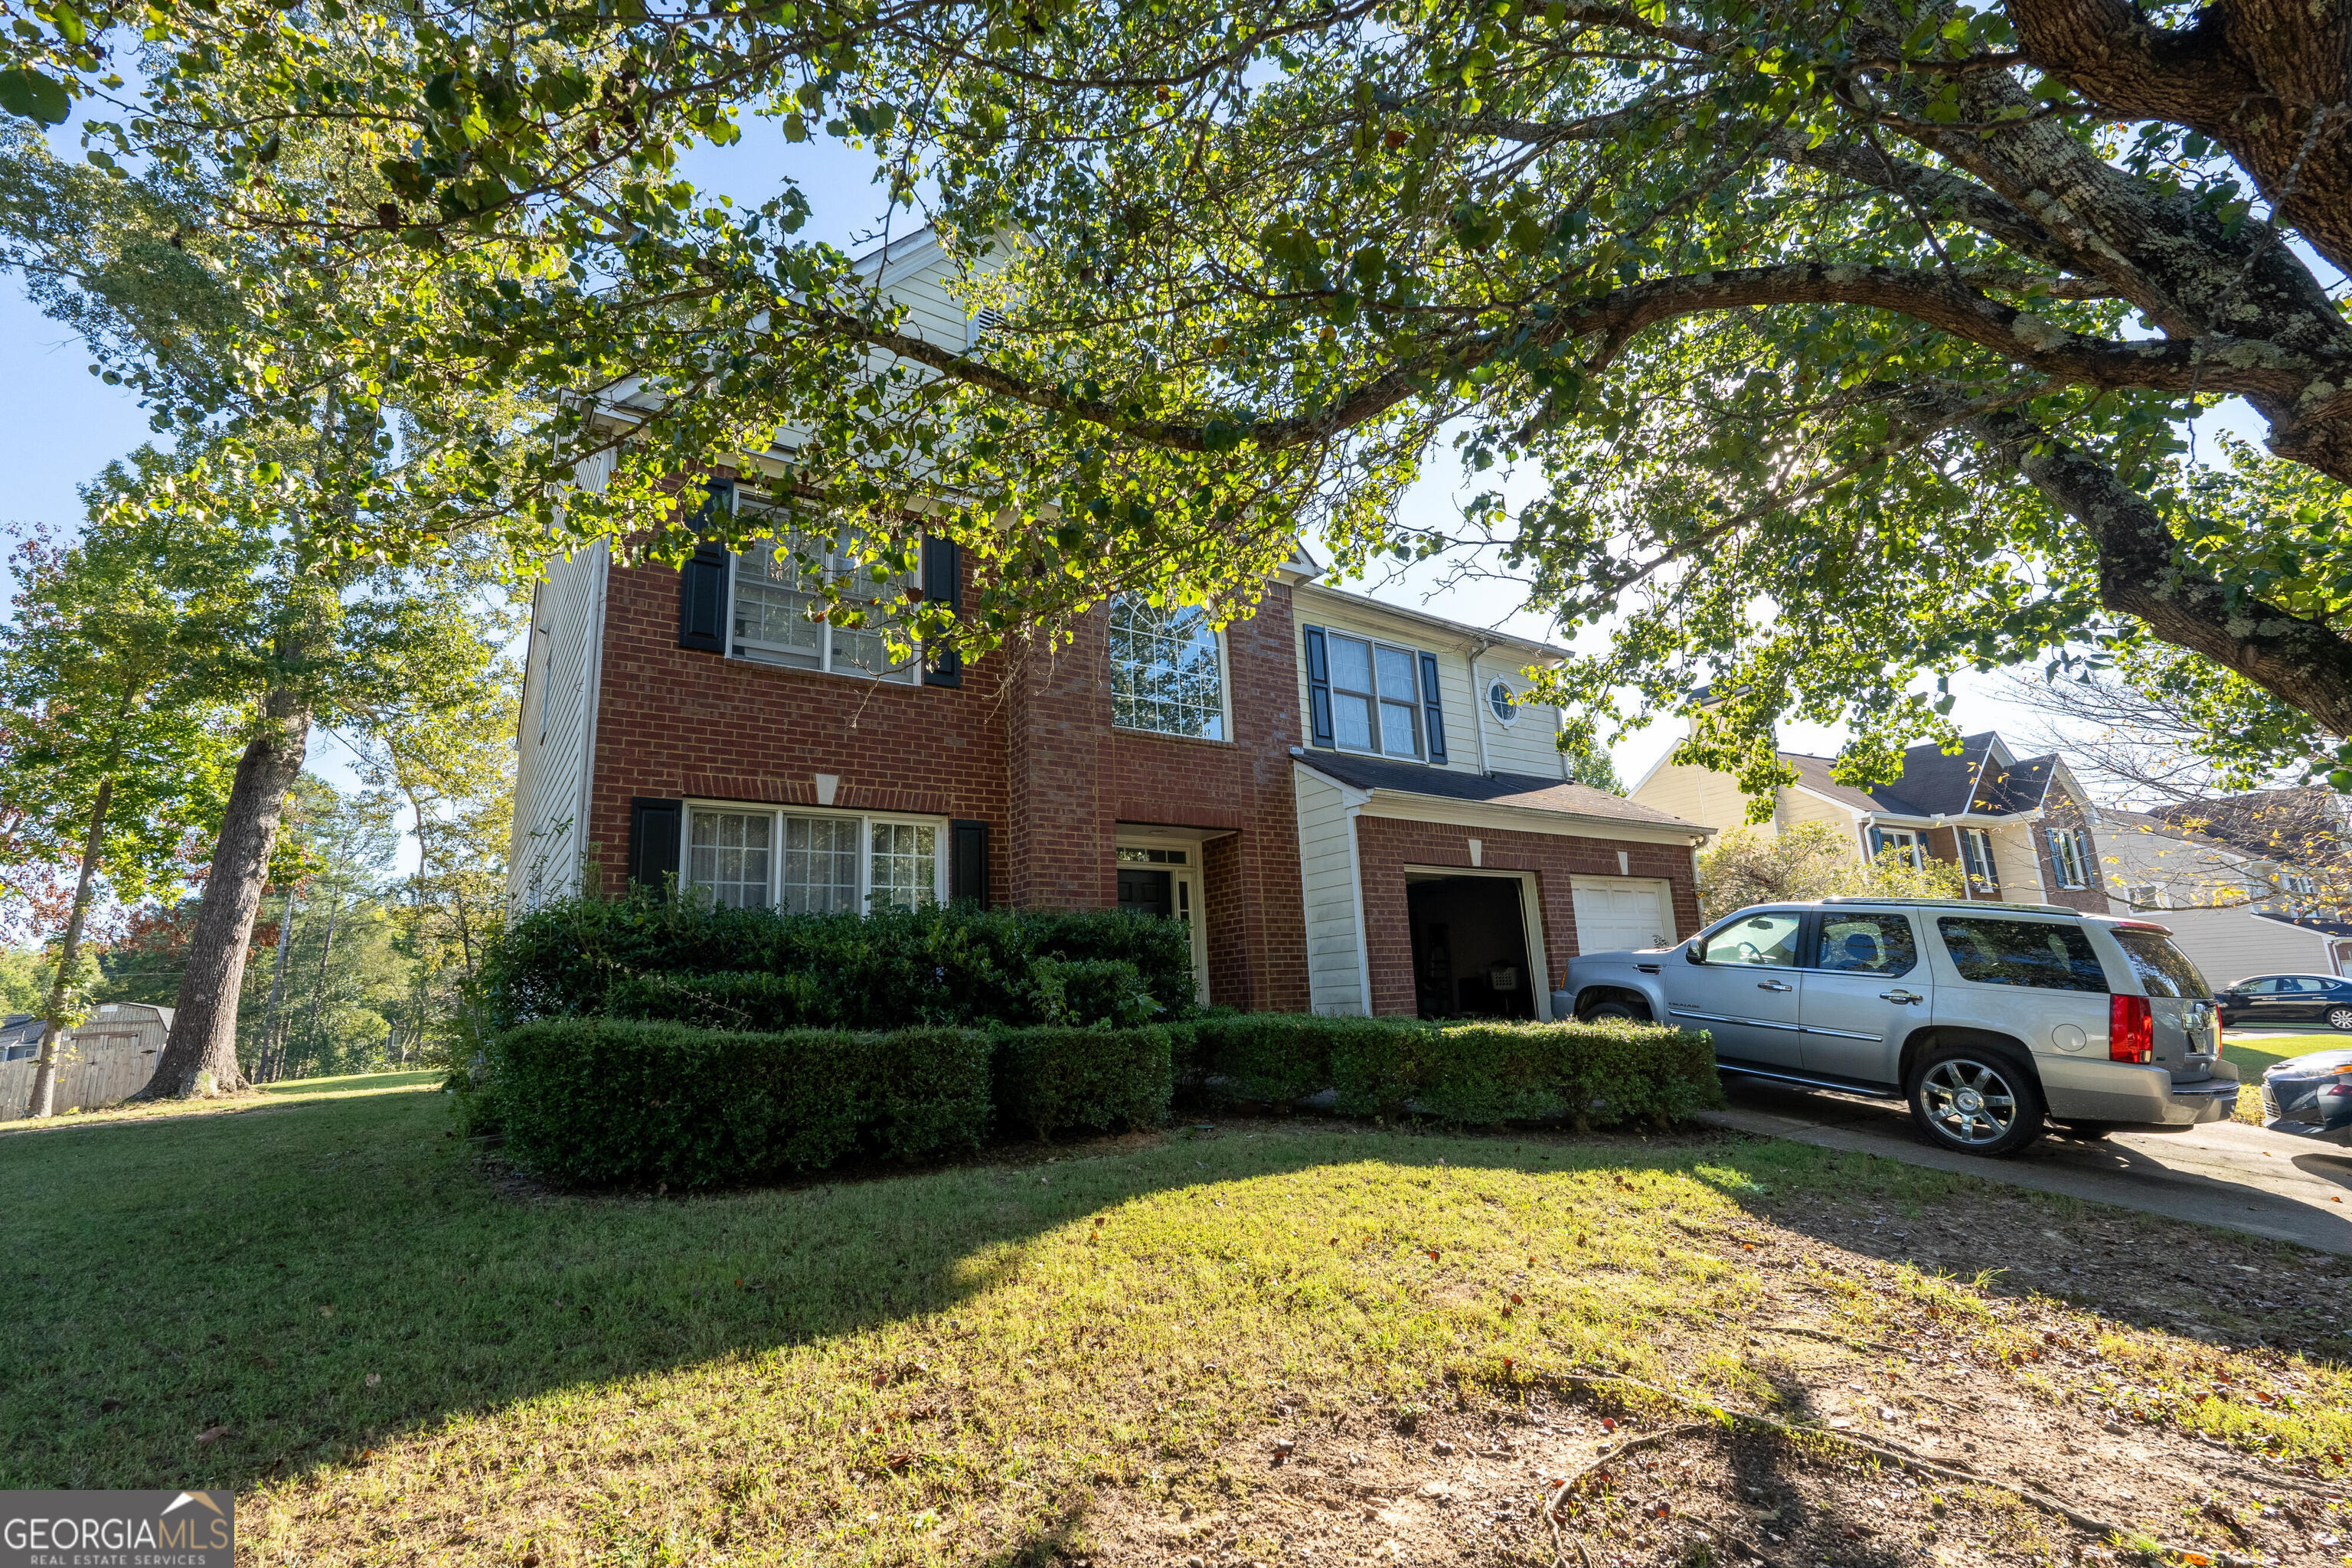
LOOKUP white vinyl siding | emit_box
[1469,661,1564,777]
[1294,766,1370,1014]
[1293,593,1497,776]
[508,475,612,911]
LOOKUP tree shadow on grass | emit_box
[1,1073,2339,1514]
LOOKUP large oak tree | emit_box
[15,0,2352,792]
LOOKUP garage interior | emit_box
[1406,874,1537,1019]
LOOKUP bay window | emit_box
[684,805,945,911]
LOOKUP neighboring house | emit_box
[508,235,1713,1020]
[2145,786,2350,906]
[0,1002,174,1120]
[2099,799,2350,986]
[1632,728,2109,914]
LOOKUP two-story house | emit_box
[2098,796,2352,984]
[1632,727,2109,913]
[508,527,1713,1021]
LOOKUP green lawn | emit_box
[3,1071,2345,1566]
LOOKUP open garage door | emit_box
[1569,876,1675,955]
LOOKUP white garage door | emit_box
[1570,876,1676,955]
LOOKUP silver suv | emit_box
[1560,897,2238,1157]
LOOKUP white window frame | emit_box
[1486,678,1520,727]
[1325,631,1427,761]
[679,802,948,912]
[1107,594,1233,742]
[726,493,921,684]
[1958,827,1998,887]
[2047,827,2091,890]
[1868,825,1926,869]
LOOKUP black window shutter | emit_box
[676,481,734,654]
[629,798,683,897]
[1419,652,1447,764]
[1302,626,1334,748]
[921,537,962,688]
[950,818,989,906]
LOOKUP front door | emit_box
[1798,910,1927,1087]
[1116,844,1210,1004]
[1668,910,1804,1068]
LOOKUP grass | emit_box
[2221,1031,2347,1122]
[0,1068,443,1132]
[4,1071,2347,1566]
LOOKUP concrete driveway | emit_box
[1702,1075,2352,1256]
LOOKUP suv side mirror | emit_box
[1684,940,1705,965]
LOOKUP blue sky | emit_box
[0,119,2236,858]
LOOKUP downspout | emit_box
[1466,637,1494,776]
[1343,802,1374,1016]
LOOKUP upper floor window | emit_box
[1487,679,1518,726]
[2047,827,2092,890]
[1109,595,1227,740]
[1329,633,1423,759]
[731,508,917,682]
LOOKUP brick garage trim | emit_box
[1352,815,1702,1018]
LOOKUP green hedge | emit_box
[1183,1011,1721,1127]
[486,1018,998,1187]
[993,1026,1173,1141]
[481,893,1195,1033]
[474,1011,1719,1189]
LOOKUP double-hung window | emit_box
[2047,827,2091,890]
[1328,633,1424,760]
[684,805,943,911]
[730,503,917,681]
[1109,595,1227,739]
[1959,827,1998,889]
[1867,826,1925,869]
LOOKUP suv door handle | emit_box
[1880,988,1923,1005]
[1756,979,1793,992]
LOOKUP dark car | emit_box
[2261,1047,2352,1143]
[2213,974,2352,1030]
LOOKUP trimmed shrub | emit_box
[480,894,1194,1032]
[1184,1012,1432,1106]
[1332,1019,1723,1126]
[486,1018,993,1187]
[992,1025,1174,1141]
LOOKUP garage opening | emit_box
[1407,874,1536,1019]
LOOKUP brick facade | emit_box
[1351,815,1701,1018]
[2035,795,2109,913]
[586,556,1309,1012]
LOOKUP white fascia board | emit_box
[1356,790,1711,846]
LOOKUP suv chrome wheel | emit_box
[1919,1058,2017,1144]
[1906,1045,2047,1157]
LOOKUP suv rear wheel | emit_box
[1906,1045,2046,1158]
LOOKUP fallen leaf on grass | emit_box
[364,1373,381,1387]
[195,1426,230,1443]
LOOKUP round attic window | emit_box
[1488,680,1518,725]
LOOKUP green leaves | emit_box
[0,68,71,126]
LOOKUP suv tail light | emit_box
[2109,995,2154,1063]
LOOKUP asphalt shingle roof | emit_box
[1293,749,1699,828]
[1777,733,2057,820]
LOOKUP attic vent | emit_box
[971,306,1010,341]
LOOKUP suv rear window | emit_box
[2111,929,2211,999]
[1936,917,2107,993]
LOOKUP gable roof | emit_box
[1295,749,1696,828]
[1776,732,2064,822]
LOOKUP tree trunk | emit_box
[302,887,342,1071]
[24,777,113,1119]
[132,688,312,1100]
[257,888,298,1084]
